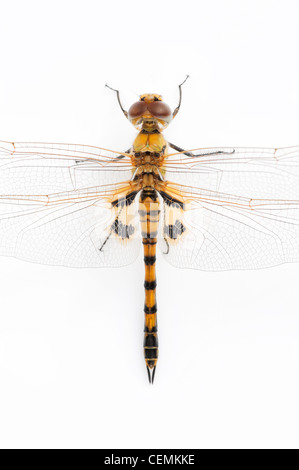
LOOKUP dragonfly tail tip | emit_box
[146,365,156,384]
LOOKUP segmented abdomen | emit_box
[138,188,160,376]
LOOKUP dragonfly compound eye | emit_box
[147,101,172,120]
[128,101,148,119]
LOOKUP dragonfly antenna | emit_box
[179,74,190,87]
[173,75,190,118]
[105,83,128,118]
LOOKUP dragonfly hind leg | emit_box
[158,188,187,256]
[163,219,186,254]
[99,214,135,252]
[99,191,138,252]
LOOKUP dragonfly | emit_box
[1,76,299,383]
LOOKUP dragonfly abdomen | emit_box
[139,188,160,383]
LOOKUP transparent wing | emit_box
[159,146,299,271]
[0,141,141,267]
[0,141,133,192]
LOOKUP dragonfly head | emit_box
[128,94,173,131]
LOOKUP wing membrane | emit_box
[2,142,299,271]
[164,146,299,198]
[160,147,299,271]
[0,141,140,267]
[0,141,132,192]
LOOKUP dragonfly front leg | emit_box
[169,142,235,158]
[114,148,132,160]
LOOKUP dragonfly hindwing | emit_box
[111,217,135,240]
[164,219,186,240]
[159,189,187,254]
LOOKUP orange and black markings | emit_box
[100,190,139,252]
[164,219,186,240]
[103,82,191,383]
[138,189,160,384]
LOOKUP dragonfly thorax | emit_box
[132,130,168,157]
[133,164,164,186]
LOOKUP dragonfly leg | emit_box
[114,148,131,160]
[98,211,123,252]
[169,142,235,158]
[158,188,186,256]
[99,212,135,251]
[163,236,170,255]
[99,190,138,251]
[105,83,128,119]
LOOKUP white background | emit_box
[0,0,299,449]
